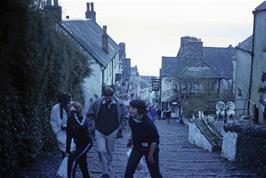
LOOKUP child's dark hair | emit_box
[129,99,147,115]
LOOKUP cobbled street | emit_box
[21,120,260,178]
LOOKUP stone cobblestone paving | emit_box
[20,120,260,178]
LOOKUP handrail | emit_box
[201,117,223,140]
[193,118,221,147]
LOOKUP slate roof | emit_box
[160,57,185,77]
[202,47,235,79]
[60,20,119,67]
[122,58,131,80]
[160,41,235,79]
[236,36,253,54]
[177,66,220,79]
[255,1,266,11]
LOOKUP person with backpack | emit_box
[66,102,93,178]
[50,93,74,157]
[125,99,163,178]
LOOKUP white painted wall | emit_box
[104,61,112,86]
[188,122,213,152]
[82,59,102,114]
[59,25,103,114]
[235,49,252,118]
[113,53,122,75]
[103,53,121,86]
[221,132,238,161]
[251,9,266,125]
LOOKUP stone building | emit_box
[249,2,266,125]
[44,1,124,111]
[234,36,253,118]
[160,36,235,111]
[119,43,131,86]
[234,1,266,125]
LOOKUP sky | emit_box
[59,0,263,76]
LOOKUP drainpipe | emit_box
[102,67,105,95]
[218,78,221,98]
[160,76,162,110]
[112,58,114,85]
[247,11,256,115]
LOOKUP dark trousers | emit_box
[67,142,92,178]
[124,148,163,178]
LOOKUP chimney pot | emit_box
[85,2,96,22]
[103,25,107,34]
[102,25,108,53]
[44,0,62,22]
[54,0,58,6]
[91,2,94,11]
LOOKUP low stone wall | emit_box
[223,123,266,176]
[210,120,225,136]
[188,122,213,151]
[221,132,238,161]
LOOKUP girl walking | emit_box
[66,102,93,178]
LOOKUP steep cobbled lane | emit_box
[21,120,259,178]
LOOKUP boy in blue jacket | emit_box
[125,99,163,178]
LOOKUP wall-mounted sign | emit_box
[151,77,160,91]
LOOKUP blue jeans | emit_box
[124,148,163,178]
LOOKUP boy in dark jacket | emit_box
[125,99,163,178]
[66,102,92,178]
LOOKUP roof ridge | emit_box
[203,47,232,50]
[60,20,120,67]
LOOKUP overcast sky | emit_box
[59,0,263,76]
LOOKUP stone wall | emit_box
[223,123,266,176]
[221,132,238,161]
[236,134,266,175]
[188,122,213,151]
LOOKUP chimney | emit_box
[47,0,52,6]
[90,3,96,22]
[44,0,62,22]
[102,25,109,53]
[85,2,90,19]
[119,42,126,59]
[177,36,203,57]
[54,0,59,6]
[85,2,96,22]
[91,2,94,11]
